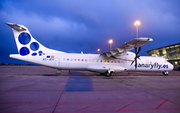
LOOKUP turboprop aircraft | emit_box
[6,23,173,76]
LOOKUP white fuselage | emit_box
[10,52,173,73]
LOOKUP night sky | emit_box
[0,0,180,63]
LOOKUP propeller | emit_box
[131,46,141,70]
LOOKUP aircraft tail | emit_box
[6,23,65,57]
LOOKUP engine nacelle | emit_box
[114,52,135,61]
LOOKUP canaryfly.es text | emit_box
[138,62,168,69]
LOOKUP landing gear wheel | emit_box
[105,71,112,77]
[163,71,168,76]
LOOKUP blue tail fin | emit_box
[6,23,65,57]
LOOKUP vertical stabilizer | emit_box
[6,23,64,57]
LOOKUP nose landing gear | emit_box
[163,71,168,76]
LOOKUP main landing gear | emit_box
[105,71,113,77]
[163,71,168,76]
[100,72,113,77]
[104,69,114,77]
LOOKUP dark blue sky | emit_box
[0,0,180,63]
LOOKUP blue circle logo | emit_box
[30,42,39,51]
[38,51,43,56]
[20,47,30,56]
[18,32,31,45]
[32,52,37,56]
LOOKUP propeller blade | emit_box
[137,46,141,54]
[135,57,137,69]
[135,59,137,70]
[131,46,141,70]
[135,47,137,54]
[131,61,134,65]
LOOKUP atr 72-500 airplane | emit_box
[6,23,173,76]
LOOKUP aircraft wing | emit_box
[101,37,153,57]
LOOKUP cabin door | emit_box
[54,58,60,67]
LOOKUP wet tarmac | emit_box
[0,65,180,113]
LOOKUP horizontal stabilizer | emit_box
[5,23,26,31]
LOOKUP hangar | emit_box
[146,43,180,67]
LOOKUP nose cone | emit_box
[168,63,174,71]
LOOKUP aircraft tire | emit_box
[163,71,168,76]
[105,71,112,77]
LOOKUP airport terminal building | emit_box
[146,43,180,66]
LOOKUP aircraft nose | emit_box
[169,63,174,70]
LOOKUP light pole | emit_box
[134,21,140,38]
[109,39,113,49]
[97,49,100,54]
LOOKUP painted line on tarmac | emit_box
[156,99,168,109]
[1,99,180,112]
[117,101,137,111]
